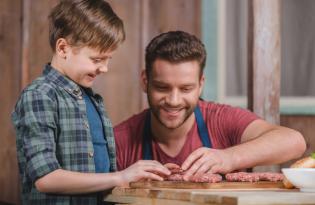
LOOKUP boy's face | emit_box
[55,40,113,88]
[142,59,204,129]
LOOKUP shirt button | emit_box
[88,152,94,158]
[84,121,89,129]
[73,89,80,95]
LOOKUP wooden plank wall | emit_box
[0,0,22,204]
[0,0,200,203]
[281,116,315,167]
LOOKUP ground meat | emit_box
[168,167,184,174]
[258,172,284,182]
[167,173,184,181]
[225,172,260,182]
[190,173,222,183]
[164,166,222,183]
[225,172,284,182]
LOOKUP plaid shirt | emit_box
[12,64,117,205]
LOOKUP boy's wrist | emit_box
[109,171,124,187]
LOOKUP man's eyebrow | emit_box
[151,80,168,85]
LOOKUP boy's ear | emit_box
[55,38,70,59]
[140,70,148,93]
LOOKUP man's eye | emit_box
[182,87,193,92]
[155,86,168,91]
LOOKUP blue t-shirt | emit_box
[82,89,110,173]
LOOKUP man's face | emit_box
[58,45,113,88]
[144,59,204,129]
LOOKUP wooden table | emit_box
[104,185,315,205]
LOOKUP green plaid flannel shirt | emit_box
[11,64,117,205]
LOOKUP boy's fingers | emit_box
[141,163,171,175]
[138,171,164,181]
[164,163,180,170]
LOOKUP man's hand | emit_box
[118,160,171,186]
[181,147,234,181]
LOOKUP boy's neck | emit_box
[150,112,195,157]
[51,55,66,75]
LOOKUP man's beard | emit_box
[147,93,196,130]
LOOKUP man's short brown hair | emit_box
[145,31,206,79]
[49,0,125,53]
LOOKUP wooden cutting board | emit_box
[130,180,285,189]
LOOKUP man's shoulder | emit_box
[198,100,256,117]
[114,109,148,135]
[199,100,231,111]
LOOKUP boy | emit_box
[11,1,169,204]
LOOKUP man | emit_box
[114,31,306,181]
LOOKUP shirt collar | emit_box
[43,64,101,100]
[43,64,83,99]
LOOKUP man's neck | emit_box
[150,112,195,157]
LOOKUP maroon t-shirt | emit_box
[114,101,259,170]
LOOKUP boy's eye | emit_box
[92,58,102,63]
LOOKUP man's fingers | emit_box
[183,157,208,181]
[194,160,216,175]
[209,165,222,174]
[181,148,205,170]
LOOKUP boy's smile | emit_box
[51,38,114,88]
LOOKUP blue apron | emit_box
[142,105,212,160]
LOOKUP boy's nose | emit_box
[98,65,108,73]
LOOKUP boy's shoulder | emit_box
[21,71,59,102]
[20,64,78,100]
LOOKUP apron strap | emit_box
[194,105,212,148]
[142,105,212,160]
[142,111,152,160]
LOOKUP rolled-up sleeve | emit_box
[13,90,61,181]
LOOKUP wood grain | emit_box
[106,187,313,205]
[247,0,281,173]
[129,181,285,190]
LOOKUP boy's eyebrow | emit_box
[91,54,112,59]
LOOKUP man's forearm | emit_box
[227,127,306,170]
[35,169,123,194]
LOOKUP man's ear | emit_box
[55,38,70,59]
[140,70,148,93]
[199,74,205,96]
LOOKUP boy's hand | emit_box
[181,147,234,181]
[118,160,171,186]
[164,163,181,170]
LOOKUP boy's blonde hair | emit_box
[49,0,125,53]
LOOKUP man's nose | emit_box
[165,90,181,106]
